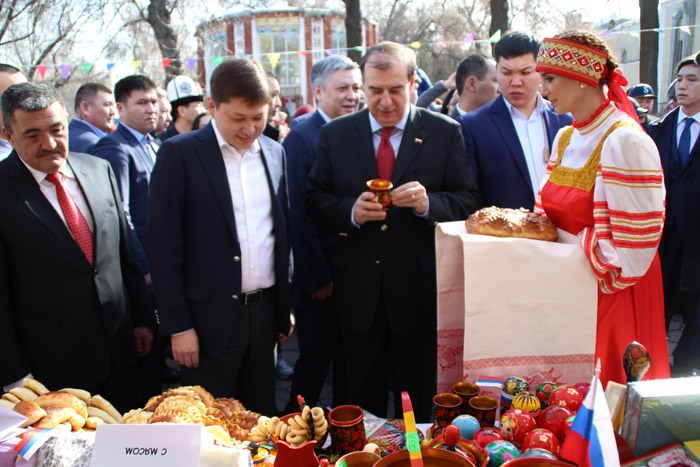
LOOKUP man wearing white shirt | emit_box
[458,32,573,210]
[68,83,116,153]
[0,64,26,160]
[648,54,700,376]
[0,82,154,411]
[147,59,292,414]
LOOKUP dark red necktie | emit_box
[45,172,94,265]
[377,126,395,180]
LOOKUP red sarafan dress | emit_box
[535,101,670,388]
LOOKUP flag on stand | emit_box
[560,361,620,467]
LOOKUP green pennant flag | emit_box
[82,63,93,74]
[353,46,364,52]
[213,56,224,67]
[489,29,501,43]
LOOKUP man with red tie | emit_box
[306,42,481,421]
[0,82,155,411]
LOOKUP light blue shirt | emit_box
[0,139,12,161]
[120,122,158,163]
[503,93,549,197]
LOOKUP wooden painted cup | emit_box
[329,405,366,455]
[468,396,498,428]
[452,382,481,414]
[366,179,393,211]
[433,393,463,435]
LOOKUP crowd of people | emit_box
[0,28,698,422]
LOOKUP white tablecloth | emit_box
[435,221,598,392]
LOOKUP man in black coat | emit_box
[306,42,481,421]
[648,55,700,376]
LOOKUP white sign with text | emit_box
[90,424,202,466]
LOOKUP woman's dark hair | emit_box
[192,112,209,131]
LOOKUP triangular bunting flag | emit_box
[489,29,501,43]
[82,63,93,74]
[409,41,421,49]
[296,50,308,57]
[161,58,172,69]
[106,62,115,71]
[436,41,447,47]
[132,61,142,69]
[60,64,71,80]
[325,49,337,56]
[267,52,281,68]
[213,56,224,67]
[36,64,47,79]
[463,32,474,44]
[242,54,252,60]
[186,58,197,71]
[680,25,691,34]
[630,32,640,38]
[353,46,364,52]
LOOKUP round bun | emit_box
[466,206,557,241]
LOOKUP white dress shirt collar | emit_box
[211,118,261,156]
[503,93,547,119]
[317,108,332,123]
[368,105,410,134]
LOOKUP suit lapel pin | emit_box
[415,138,423,144]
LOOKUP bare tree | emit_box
[345,0,363,63]
[639,0,658,97]
[489,0,508,53]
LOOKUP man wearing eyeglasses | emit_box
[157,75,205,142]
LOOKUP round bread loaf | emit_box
[466,206,557,241]
[13,401,47,427]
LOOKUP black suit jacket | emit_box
[146,124,292,357]
[458,94,573,210]
[305,106,481,336]
[647,108,700,291]
[0,152,155,389]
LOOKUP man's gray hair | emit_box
[2,82,65,131]
[310,55,359,91]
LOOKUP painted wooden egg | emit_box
[535,382,557,408]
[549,386,584,412]
[522,428,559,456]
[486,440,520,467]
[503,376,529,395]
[473,427,504,448]
[511,391,542,417]
[500,409,537,448]
[537,405,575,441]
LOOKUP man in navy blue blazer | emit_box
[458,32,573,211]
[68,83,115,154]
[91,76,158,277]
[282,55,362,411]
[647,55,700,376]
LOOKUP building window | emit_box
[332,26,346,54]
[670,8,685,81]
[258,21,301,97]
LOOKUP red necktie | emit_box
[377,126,395,180]
[45,172,94,265]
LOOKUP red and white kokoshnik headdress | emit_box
[535,37,640,124]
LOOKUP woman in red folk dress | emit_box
[534,31,670,387]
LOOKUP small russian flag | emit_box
[13,427,52,459]
[559,361,620,467]
[475,376,506,388]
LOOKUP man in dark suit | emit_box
[306,42,481,421]
[68,83,116,154]
[147,59,292,414]
[91,75,161,397]
[0,82,154,411]
[647,55,700,376]
[459,32,573,211]
[282,55,362,411]
[92,75,158,279]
